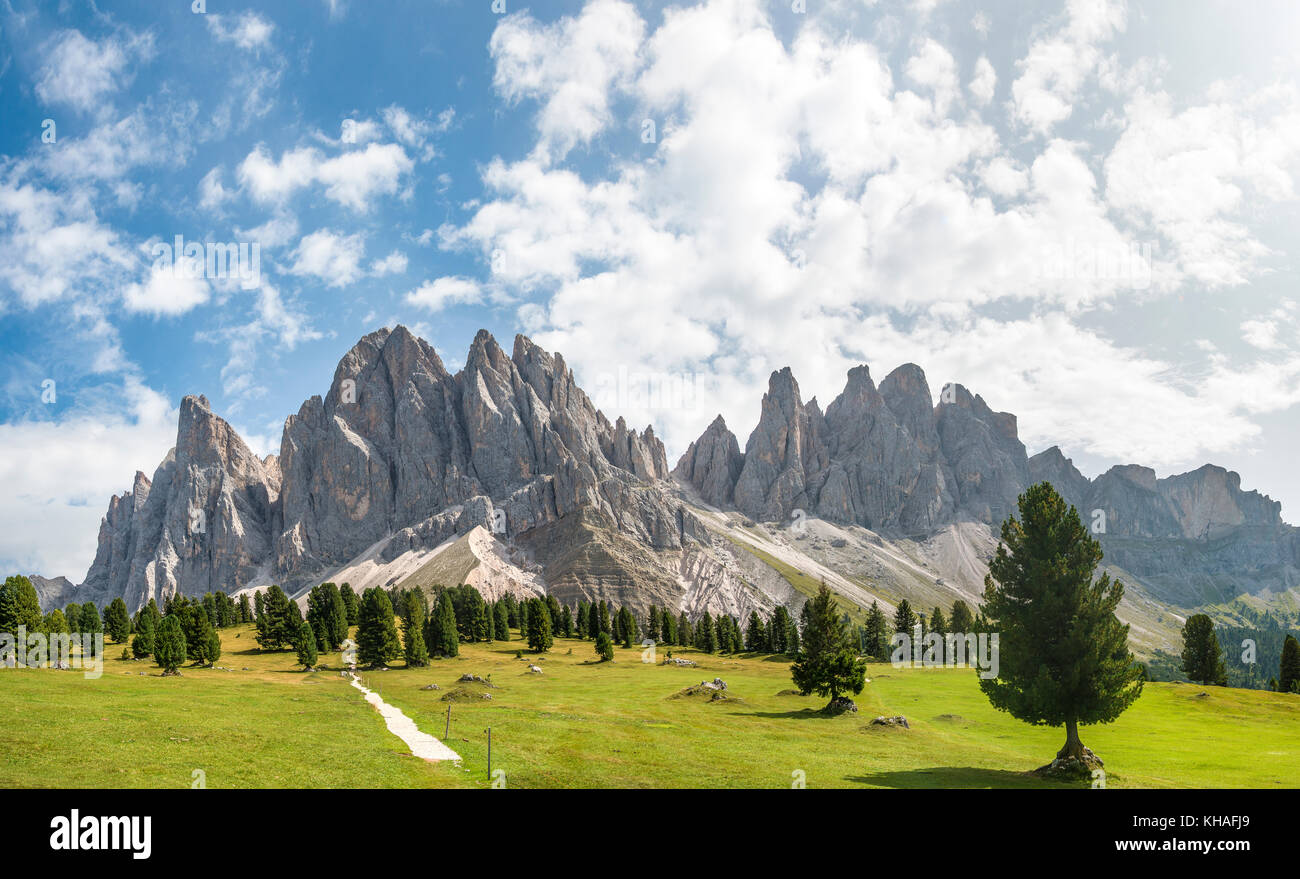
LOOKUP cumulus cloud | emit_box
[206,12,275,50]
[236,141,414,210]
[34,29,151,112]
[287,229,366,286]
[405,277,483,311]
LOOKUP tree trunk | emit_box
[1057,719,1085,760]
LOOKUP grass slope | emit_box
[3,624,1299,788]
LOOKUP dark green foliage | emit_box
[979,482,1143,760]
[356,588,401,668]
[949,600,975,635]
[595,631,614,662]
[1281,635,1300,694]
[340,583,360,626]
[892,599,916,640]
[526,597,553,652]
[255,585,297,650]
[154,616,187,673]
[0,576,42,636]
[862,600,890,660]
[677,611,692,647]
[696,611,716,653]
[205,626,222,666]
[295,621,318,669]
[1180,614,1227,686]
[494,601,510,643]
[426,591,459,658]
[132,613,156,658]
[660,608,676,645]
[645,604,660,641]
[103,597,131,643]
[791,584,867,706]
[307,582,349,652]
[768,606,790,653]
[745,611,767,652]
[239,594,252,624]
[403,592,430,668]
[560,604,574,638]
[576,602,589,639]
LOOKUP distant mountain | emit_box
[36,326,1300,657]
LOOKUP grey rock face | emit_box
[80,326,694,610]
[672,414,744,508]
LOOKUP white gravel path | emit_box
[349,672,461,762]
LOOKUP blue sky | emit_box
[3,0,1300,580]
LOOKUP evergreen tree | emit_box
[426,591,459,658]
[132,613,156,658]
[595,631,614,662]
[697,611,716,653]
[979,482,1143,766]
[560,604,574,638]
[356,588,401,668]
[745,611,767,652]
[403,594,430,668]
[677,611,692,647]
[103,597,131,643]
[154,616,187,674]
[518,598,530,640]
[205,626,222,667]
[892,599,916,642]
[661,608,677,645]
[598,600,612,635]
[0,576,42,636]
[526,597,553,652]
[645,604,661,641]
[791,584,867,708]
[1280,635,1300,694]
[340,583,360,626]
[587,600,602,639]
[44,608,69,635]
[65,602,82,634]
[295,621,318,670]
[929,606,948,664]
[494,601,510,643]
[308,583,348,651]
[786,617,800,654]
[949,599,975,636]
[576,602,589,640]
[1180,614,1227,686]
[239,593,252,624]
[863,601,890,660]
[769,606,790,653]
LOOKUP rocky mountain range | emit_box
[31,326,1300,656]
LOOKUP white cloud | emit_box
[405,277,483,311]
[34,29,150,112]
[0,378,176,579]
[287,229,366,286]
[206,12,275,50]
[490,0,644,163]
[123,261,211,317]
[968,56,996,106]
[370,250,408,276]
[236,141,414,210]
[1010,0,1126,136]
[905,38,958,114]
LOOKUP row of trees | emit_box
[1180,613,1300,693]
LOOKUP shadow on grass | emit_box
[848,766,1075,789]
[739,707,845,720]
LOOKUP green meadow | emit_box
[2,622,1298,788]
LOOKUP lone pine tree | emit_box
[791,584,867,710]
[1180,614,1226,686]
[979,482,1143,773]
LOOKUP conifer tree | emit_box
[745,611,767,652]
[769,606,790,653]
[595,631,614,662]
[1180,614,1226,686]
[296,621,318,670]
[526,597,553,652]
[791,584,867,708]
[426,591,459,658]
[154,616,187,674]
[979,482,1143,767]
[340,583,360,626]
[103,597,131,643]
[239,594,252,624]
[949,599,975,635]
[892,599,916,642]
[403,592,430,667]
[576,602,589,639]
[205,626,222,667]
[697,611,716,653]
[561,604,574,638]
[1280,635,1300,694]
[660,608,676,645]
[356,588,401,668]
[132,613,156,658]
[0,576,42,636]
[494,601,510,643]
[645,604,661,641]
[65,602,82,634]
[677,611,692,647]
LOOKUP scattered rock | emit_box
[527,665,543,674]
[870,714,909,728]
[1034,749,1103,781]
[421,683,441,691]
[458,673,494,685]
[826,696,858,714]
[662,657,698,667]
[830,538,847,548]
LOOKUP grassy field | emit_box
[3,623,1299,788]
